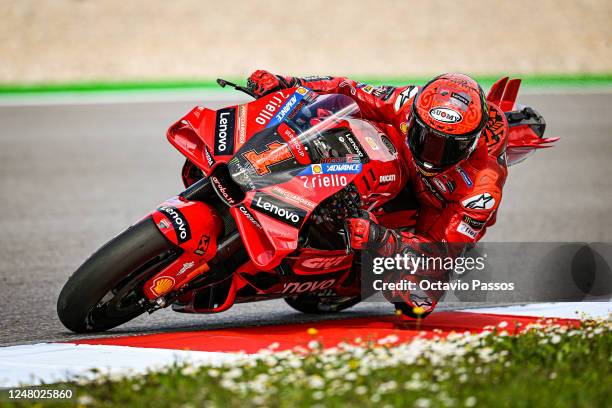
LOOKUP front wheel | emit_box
[57,217,178,333]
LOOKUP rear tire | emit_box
[284,295,361,314]
[57,217,177,333]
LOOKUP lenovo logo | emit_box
[282,279,336,294]
[157,205,192,244]
[214,108,236,155]
[252,192,306,228]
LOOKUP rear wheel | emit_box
[57,217,178,333]
[284,295,361,314]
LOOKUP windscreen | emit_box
[228,91,366,191]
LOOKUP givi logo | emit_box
[301,256,346,269]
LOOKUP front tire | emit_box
[57,217,177,333]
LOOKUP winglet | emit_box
[486,77,509,105]
[500,79,521,112]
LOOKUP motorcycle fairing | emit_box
[487,77,559,166]
[177,247,358,312]
[288,249,353,275]
[142,197,223,299]
[230,171,361,270]
[234,252,356,296]
[221,95,364,270]
[158,89,407,296]
[230,124,406,270]
[167,87,311,176]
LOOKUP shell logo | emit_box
[151,276,175,296]
[312,164,323,174]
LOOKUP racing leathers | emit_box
[247,71,510,313]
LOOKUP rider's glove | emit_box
[247,70,292,98]
[345,211,399,256]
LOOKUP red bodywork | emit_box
[487,77,559,165]
[140,80,555,314]
[142,88,408,310]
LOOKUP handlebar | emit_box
[216,78,257,99]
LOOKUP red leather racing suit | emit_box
[280,75,509,247]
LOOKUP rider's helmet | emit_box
[407,73,488,174]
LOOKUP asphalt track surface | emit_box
[1,92,611,346]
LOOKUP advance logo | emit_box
[299,162,362,175]
[252,191,307,228]
[214,107,236,156]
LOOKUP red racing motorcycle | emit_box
[57,78,555,332]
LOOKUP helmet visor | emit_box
[407,117,479,171]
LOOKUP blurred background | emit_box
[1,0,611,83]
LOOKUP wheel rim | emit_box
[86,249,178,327]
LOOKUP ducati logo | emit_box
[194,234,210,256]
[379,174,396,184]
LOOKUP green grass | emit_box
[4,318,611,407]
[0,73,610,96]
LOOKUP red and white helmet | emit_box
[407,73,488,173]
